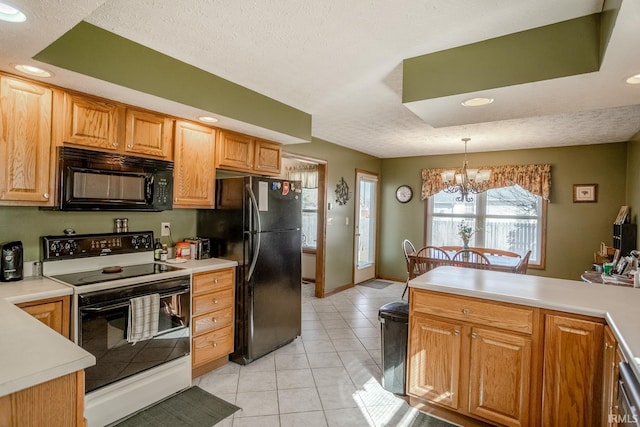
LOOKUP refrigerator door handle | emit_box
[246,183,262,282]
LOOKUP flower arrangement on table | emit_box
[457,220,476,249]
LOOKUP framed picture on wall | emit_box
[573,184,598,203]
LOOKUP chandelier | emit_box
[441,138,491,202]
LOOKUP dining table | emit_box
[408,250,521,279]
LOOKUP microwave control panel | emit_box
[41,231,154,260]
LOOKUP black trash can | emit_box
[379,301,409,395]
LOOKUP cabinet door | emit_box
[0,77,53,204]
[254,139,281,175]
[542,314,603,426]
[408,314,462,410]
[124,108,173,159]
[62,93,120,150]
[217,130,254,171]
[17,297,70,339]
[602,326,620,426]
[468,327,531,427]
[173,120,215,208]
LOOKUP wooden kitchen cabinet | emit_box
[0,370,85,427]
[408,288,538,426]
[542,314,604,426]
[61,92,121,151]
[217,129,281,175]
[602,325,622,426]
[173,120,216,208]
[0,75,54,206]
[17,296,71,339]
[191,267,235,378]
[124,108,173,159]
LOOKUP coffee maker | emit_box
[0,241,23,282]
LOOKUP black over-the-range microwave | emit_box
[56,147,174,211]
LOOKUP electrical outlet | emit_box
[161,222,171,237]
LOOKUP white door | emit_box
[353,171,378,284]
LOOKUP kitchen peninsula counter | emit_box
[409,266,640,378]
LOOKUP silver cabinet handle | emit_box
[454,330,460,336]
[112,142,118,147]
[214,278,219,284]
[471,332,478,339]
[462,308,470,315]
[127,144,132,148]
[213,299,219,304]
[43,193,49,199]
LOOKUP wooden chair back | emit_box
[402,239,417,273]
[452,249,492,269]
[414,246,452,274]
[514,250,532,274]
[478,248,521,258]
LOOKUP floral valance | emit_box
[287,164,318,189]
[421,164,551,201]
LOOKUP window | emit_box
[427,185,545,266]
[301,187,318,249]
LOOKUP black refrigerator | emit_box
[197,176,302,364]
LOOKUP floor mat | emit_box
[110,386,240,427]
[411,411,459,426]
[358,279,393,289]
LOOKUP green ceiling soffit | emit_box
[34,21,311,141]
[402,12,618,103]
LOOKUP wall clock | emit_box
[396,185,413,203]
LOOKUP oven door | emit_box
[78,277,190,393]
[617,362,640,426]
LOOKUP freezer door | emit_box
[250,177,302,232]
[246,229,302,361]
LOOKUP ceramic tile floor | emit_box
[193,281,427,427]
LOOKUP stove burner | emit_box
[102,266,123,274]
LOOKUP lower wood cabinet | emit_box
[17,296,70,339]
[191,268,235,378]
[408,289,536,427]
[602,325,623,426]
[0,370,85,427]
[542,314,604,426]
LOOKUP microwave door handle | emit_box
[246,183,261,282]
[80,289,190,312]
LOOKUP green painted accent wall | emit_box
[403,14,601,102]
[0,208,197,262]
[34,22,311,141]
[379,143,628,281]
[626,134,640,245]
[284,138,382,293]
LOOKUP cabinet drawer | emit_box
[193,306,234,336]
[193,288,234,316]
[193,325,233,366]
[193,268,234,294]
[412,290,533,334]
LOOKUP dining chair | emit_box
[479,248,521,259]
[414,246,452,275]
[514,250,532,274]
[402,239,417,299]
[452,249,492,269]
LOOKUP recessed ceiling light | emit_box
[198,116,218,123]
[13,64,53,77]
[461,97,494,107]
[626,73,640,85]
[0,2,26,22]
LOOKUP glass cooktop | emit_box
[51,263,184,286]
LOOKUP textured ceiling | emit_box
[1,0,640,158]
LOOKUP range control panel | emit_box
[42,231,154,260]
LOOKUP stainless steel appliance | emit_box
[42,230,191,427]
[617,362,640,426]
[57,147,173,211]
[0,240,23,282]
[197,176,302,364]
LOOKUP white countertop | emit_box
[410,266,640,379]
[0,258,236,397]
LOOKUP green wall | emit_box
[379,143,628,280]
[284,138,382,293]
[0,207,197,262]
[626,133,640,250]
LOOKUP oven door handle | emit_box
[80,289,189,313]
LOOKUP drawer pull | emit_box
[212,342,217,348]
[212,317,218,323]
[214,278,219,284]
[462,308,470,315]
[454,330,460,336]
[213,299,219,304]
[471,332,478,339]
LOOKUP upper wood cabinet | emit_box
[62,92,121,151]
[61,92,173,160]
[0,75,54,205]
[125,108,173,158]
[542,314,604,426]
[173,120,216,208]
[217,129,281,175]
